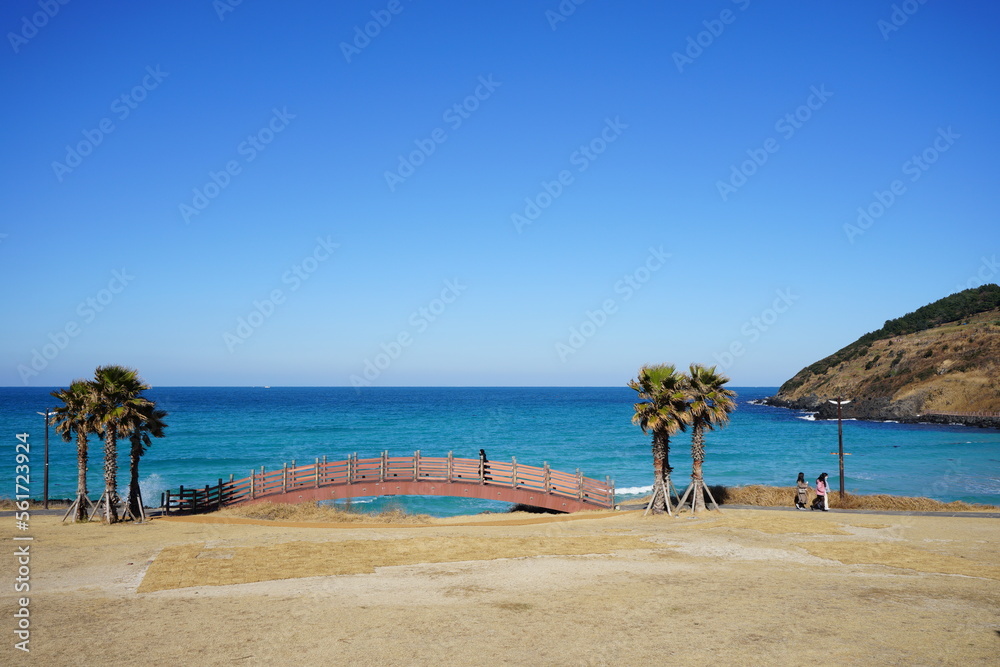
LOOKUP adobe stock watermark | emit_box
[511,116,628,233]
[223,236,339,352]
[340,0,414,64]
[712,288,800,370]
[7,0,71,53]
[213,0,245,21]
[556,246,670,362]
[179,107,295,224]
[16,268,135,384]
[954,255,998,293]
[843,126,959,244]
[12,431,32,653]
[878,0,930,40]
[384,75,501,192]
[673,0,752,73]
[716,84,833,202]
[350,279,467,390]
[545,0,587,31]
[51,65,169,182]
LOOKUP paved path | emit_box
[616,503,1000,519]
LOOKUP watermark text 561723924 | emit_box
[13,431,33,652]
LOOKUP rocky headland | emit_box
[763,285,1000,428]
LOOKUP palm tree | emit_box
[629,364,691,514]
[51,380,96,522]
[679,363,738,513]
[90,365,153,523]
[123,403,168,521]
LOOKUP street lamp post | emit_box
[827,397,851,499]
[35,408,53,510]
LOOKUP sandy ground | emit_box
[3,509,998,666]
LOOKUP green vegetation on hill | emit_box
[780,284,1000,394]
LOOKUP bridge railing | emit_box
[163,451,615,514]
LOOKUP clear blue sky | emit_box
[2,0,997,387]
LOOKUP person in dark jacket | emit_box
[479,449,491,481]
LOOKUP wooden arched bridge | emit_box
[163,452,615,514]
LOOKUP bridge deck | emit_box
[164,452,615,514]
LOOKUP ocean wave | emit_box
[117,473,169,507]
[616,485,653,496]
[797,414,817,421]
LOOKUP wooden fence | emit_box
[162,451,615,514]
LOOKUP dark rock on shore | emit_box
[760,394,1000,429]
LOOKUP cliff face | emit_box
[765,286,1000,427]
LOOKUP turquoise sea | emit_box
[2,387,998,516]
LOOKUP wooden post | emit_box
[413,450,420,480]
[576,469,584,500]
[607,476,615,508]
[250,470,255,499]
[179,485,184,512]
[544,462,551,493]
[164,491,170,515]
[282,464,287,494]
[203,485,210,512]
[217,479,223,509]
[447,451,453,483]
[290,460,296,489]
[379,451,386,482]
[315,458,320,488]
[511,456,518,488]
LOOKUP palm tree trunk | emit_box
[103,432,119,524]
[75,430,89,521]
[127,435,142,520]
[650,430,672,513]
[691,426,706,513]
[661,433,673,506]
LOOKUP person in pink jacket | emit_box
[812,472,829,511]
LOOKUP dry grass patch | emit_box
[138,534,654,593]
[672,513,851,536]
[797,541,1000,580]
[212,501,432,524]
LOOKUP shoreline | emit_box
[757,396,1000,429]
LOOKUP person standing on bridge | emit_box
[479,449,491,481]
